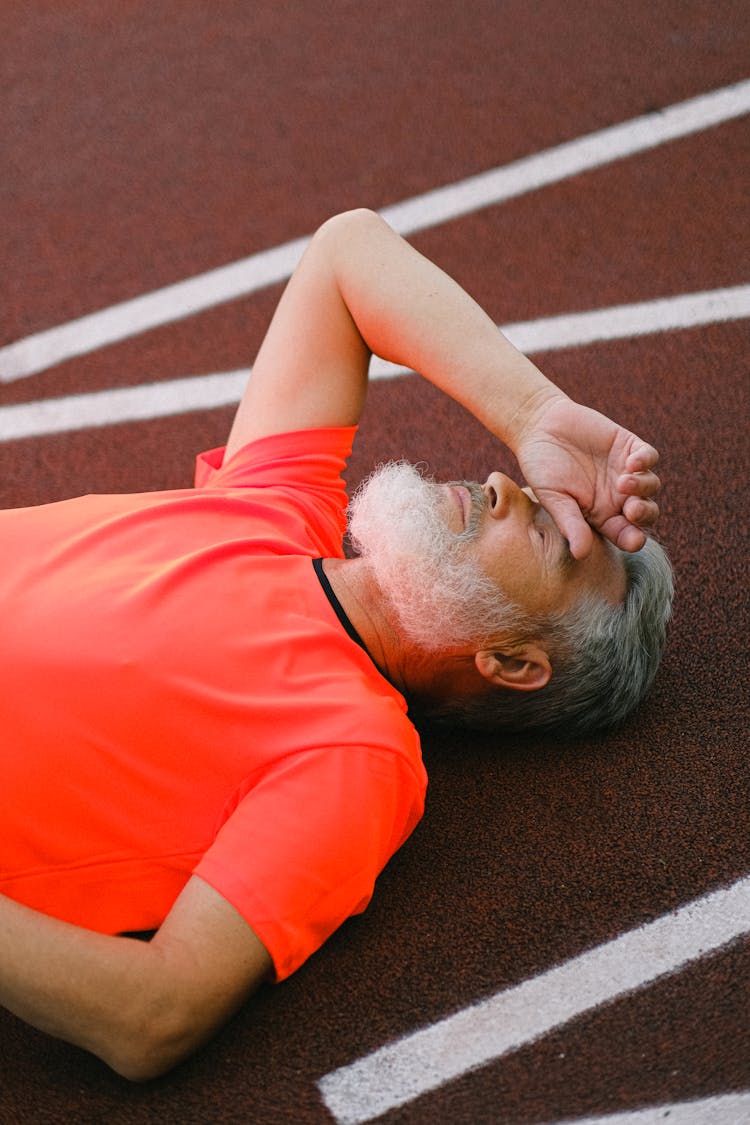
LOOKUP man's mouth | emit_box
[450,484,470,530]
[447,481,485,535]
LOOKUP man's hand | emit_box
[513,392,661,559]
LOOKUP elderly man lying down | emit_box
[0,210,672,1079]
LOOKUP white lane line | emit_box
[547,1092,750,1125]
[498,283,750,355]
[379,78,750,235]
[0,370,249,443]
[316,875,750,1125]
[1,284,747,444]
[2,78,749,383]
[0,236,307,385]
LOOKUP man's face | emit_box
[444,472,626,617]
[348,463,625,653]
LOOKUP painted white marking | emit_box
[317,875,750,1124]
[0,370,249,443]
[499,283,750,354]
[547,1092,750,1125]
[1,79,749,383]
[378,78,750,236]
[0,238,307,385]
[0,285,747,444]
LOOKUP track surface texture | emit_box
[2,4,749,1123]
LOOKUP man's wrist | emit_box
[485,367,565,452]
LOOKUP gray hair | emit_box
[425,535,674,738]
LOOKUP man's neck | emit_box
[321,557,412,693]
[321,557,482,705]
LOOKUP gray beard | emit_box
[347,461,519,652]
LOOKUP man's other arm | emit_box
[0,878,272,1080]
[225,209,660,557]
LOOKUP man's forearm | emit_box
[0,893,170,1078]
[0,879,272,1080]
[322,209,561,448]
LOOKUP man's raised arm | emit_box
[226,209,660,557]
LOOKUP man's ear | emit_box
[474,643,551,693]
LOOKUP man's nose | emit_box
[482,472,527,518]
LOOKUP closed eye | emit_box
[532,508,547,543]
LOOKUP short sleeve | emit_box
[194,426,357,491]
[193,426,358,559]
[194,745,425,980]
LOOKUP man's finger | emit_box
[625,442,659,473]
[615,523,648,552]
[617,469,661,498]
[623,496,660,527]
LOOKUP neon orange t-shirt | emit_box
[0,427,426,980]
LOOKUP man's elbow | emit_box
[315,206,386,246]
[103,1005,209,1082]
[106,1033,197,1083]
